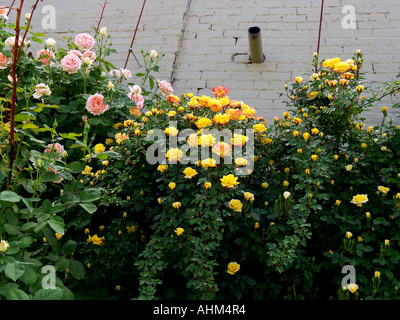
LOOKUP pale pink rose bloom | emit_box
[5,36,23,47]
[130,85,142,95]
[128,92,144,109]
[0,6,8,15]
[36,49,55,65]
[45,143,65,160]
[86,93,109,116]
[109,69,121,77]
[68,49,83,57]
[61,54,82,74]
[0,52,10,69]
[33,83,51,99]
[158,80,173,95]
[81,50,96,62]
[75,33,95,51]
[120,68,132,79]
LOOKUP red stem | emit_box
[94,0,108,39]
[7,0,40,189]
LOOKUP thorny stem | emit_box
[94,0,108,39]
[7,0,41,189]
[7,0,24,189]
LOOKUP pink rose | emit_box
[45,143,65,159]
[75,33,95,51]
[109,69,121,77]
[120,68,132,79]
[128,92,144,109]
[61,54,82,74]
[33,83,51,99]
[68,49,83,57]
[81,50,96,62]
[36,49,55,65]
[0,52,10,69]
[86,93,109,116]
[158,80,173,95]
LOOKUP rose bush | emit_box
[0,4,400,301]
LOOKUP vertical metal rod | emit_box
[315,0,325,71]
[123,0,146,70]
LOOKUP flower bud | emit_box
[0,240,10,253]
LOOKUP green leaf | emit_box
[67,161,86,173]
[5,262,25,282]
[4,223,19,235]
[48,216,65,234]
[41,171,58,183]
[34,288,64,300]
[0,190,22,203]
[69,259,85,280]
[78,189,101,202]
[5,288,31,300]
[62,240,77,256]
[19,266,38,285]
[59,132,82,140]
[79,202,97,214]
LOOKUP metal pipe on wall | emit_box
[248,26,265,63]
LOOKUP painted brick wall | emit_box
[7,0,400,125]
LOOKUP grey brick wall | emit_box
[7,0,400,125]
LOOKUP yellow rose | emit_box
[175,227,184,236]
[311,154,318,162]
[311,128,319,135]
[172,202,182,209]
[82,166,92,175]
[350,194,369,207]
[213,113,230,125]
[229,199,243,212]
[348,283,358,293]
[283,180,289,187]
[195,117,213,129]
[166,148,184,163]
[168,182,176,190]
[232,134,249,146]
[253,123,267,133]
[157,164,168,173]
[220,174,240,189]
[198,134,216,147]
[94,143,105,154]
[204,182,212,190]
[303,132,310,141]
[55,233,64,240]
[377,186,389,194]
[234,158,248,166]
[87,234,104,246]
[309,91,319,99]
[375,271,381,279]
[201,158,217,168]
[164,127,179,136]
[345,165,353,172]
[244,192,255,201]
[345,231,353,239]
[227,262,240,275]
[183,167,198,179]
[294,76,303,83]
